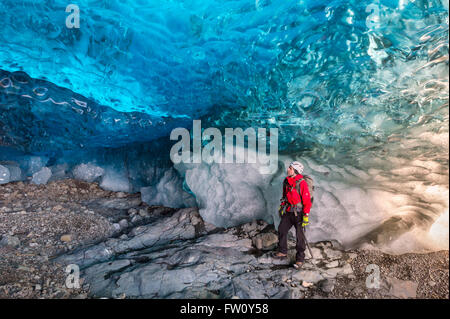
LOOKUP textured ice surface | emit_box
[140,168,196,208]
[22,156,48,175]
[72,163,105,183]
[0,69,188,154]
[0,0,448,253]
[49,164,69,181]
[0,165,10,184]
[1,1,448,154]
[4,164,23,182]
[31,167,52,185]
[100,167,131,193]
[176,151,450,253]
[174,146,281,227]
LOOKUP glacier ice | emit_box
[23,156,49,175]
[174,146,286,227]
[72,163,105,183]
[4,164,23,182]
[0,0,448,254]
[175,151,449,253]
[0,165,10,184]
[49,164,69,182]
[100,167,131,193]
[31,167,52,185]
[140,168,196,208]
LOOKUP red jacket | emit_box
[282,174,312,215]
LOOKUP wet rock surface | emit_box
[1,179,448,299]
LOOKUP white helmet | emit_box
[289,161,304,174]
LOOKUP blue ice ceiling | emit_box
[1,0,447,152]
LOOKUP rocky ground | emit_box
[0,179,448,299]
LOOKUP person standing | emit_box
[273,161,312,269]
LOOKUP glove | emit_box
[278,203,287,217]
[278,199,287,217]
[301,214,309,227]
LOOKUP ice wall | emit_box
[175,148,449,254]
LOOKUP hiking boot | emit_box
[293,261,303,269]
[272,252,287,260]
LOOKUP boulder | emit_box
[385,277,418,299]
[325,260,339,268]
[323,263,353,278]
[306,247,324,259]
[118,219,129,229]
[319,279,335,293]
[252,232,278,250]
[292,270,324,284]
[323,247,343,260]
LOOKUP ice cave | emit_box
[0,0,448,255]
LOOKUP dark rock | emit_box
[319,279,335,293]
[252,232,278,250]
[0,235,20,248]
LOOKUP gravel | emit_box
[1,178,448,299]
[0,179,145,299]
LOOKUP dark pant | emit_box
[277,211,306,262]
